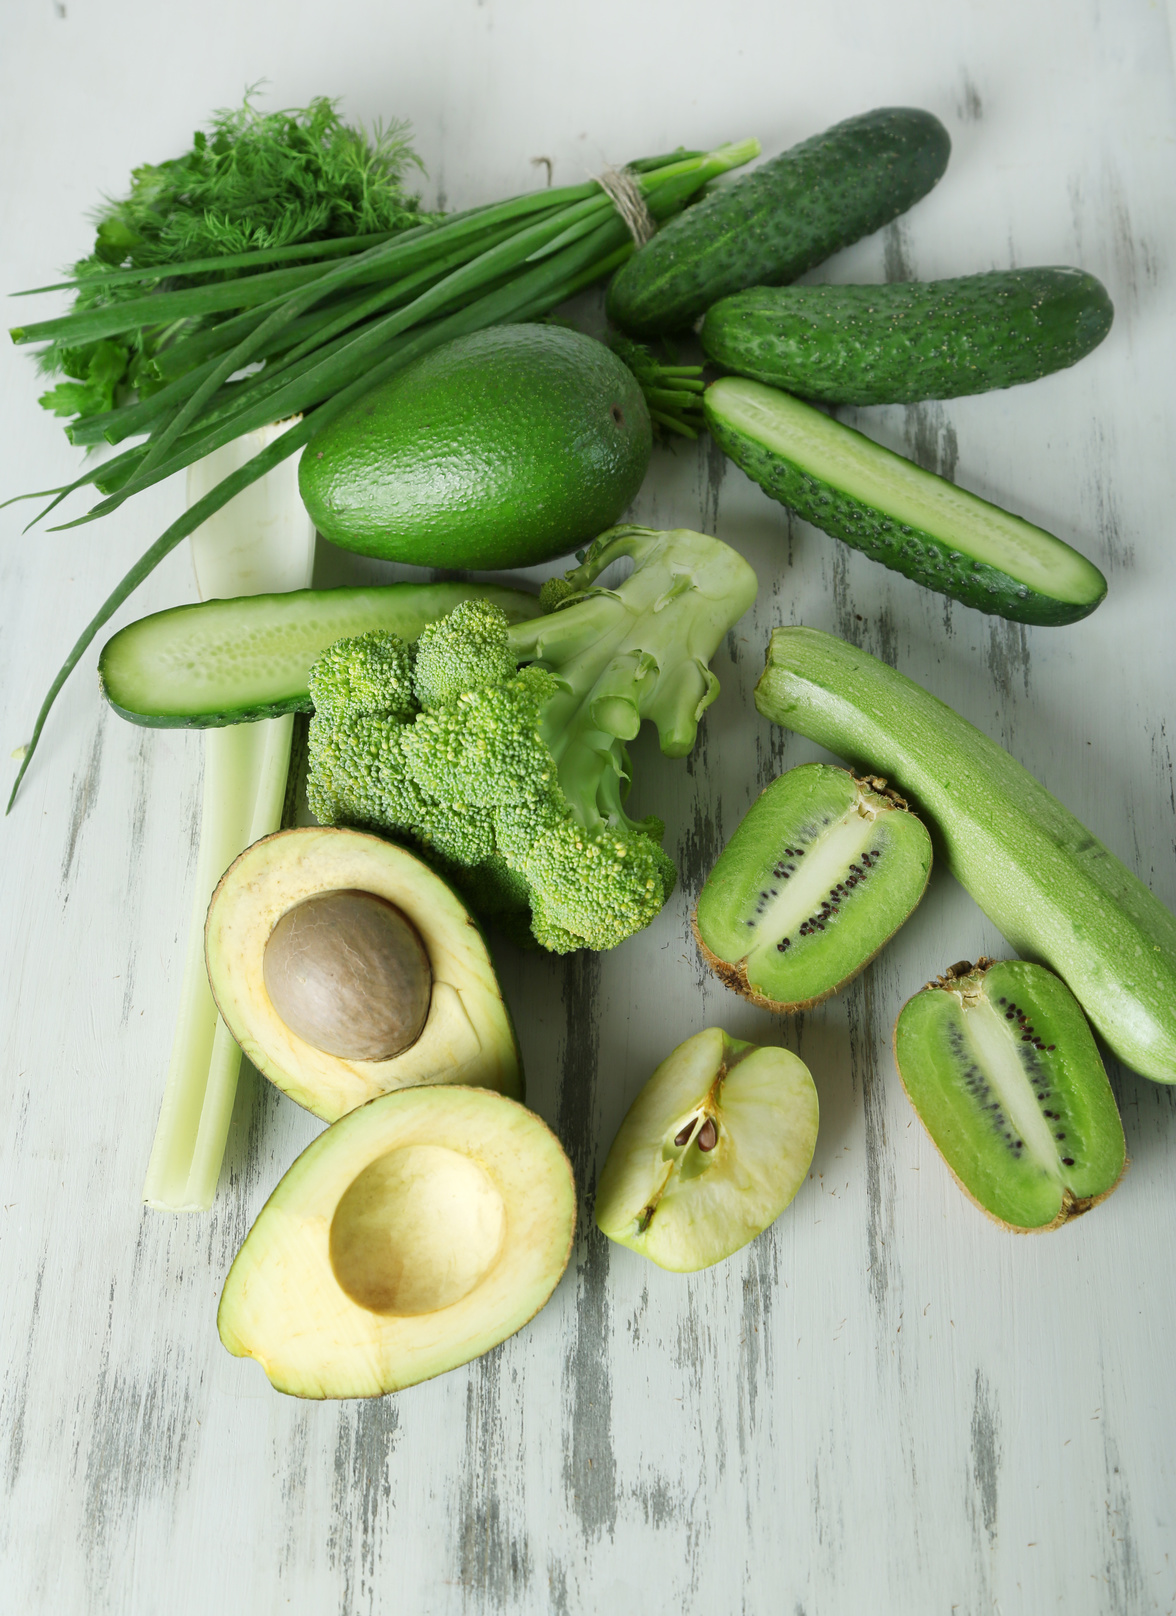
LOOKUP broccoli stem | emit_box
[141,424,315,1212]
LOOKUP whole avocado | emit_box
[299,325,651,569]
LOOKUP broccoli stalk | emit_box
[306,525,757,953]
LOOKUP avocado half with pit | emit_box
[205,826,522,1120]
[218,1084,576,1397]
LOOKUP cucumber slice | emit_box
[755,627,1176,1083]
[705,377,1106,625]
[700,269,1114,405]
[99,582,541,727]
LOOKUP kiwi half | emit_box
[694,763,932,1011]
[894,958,1127,1231]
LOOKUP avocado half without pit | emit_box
[206,826,523,1120]
[218,1085,576,1397]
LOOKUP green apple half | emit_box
[594,1027,818,1272]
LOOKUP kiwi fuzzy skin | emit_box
[893,958,1129,1233]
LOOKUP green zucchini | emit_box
[704,377,1106,625]
[99,582,541,727]
[700,269,1114,404]
[607,107,950,336]
[755,627,1176,1084]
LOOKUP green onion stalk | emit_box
[7,130,758,1210]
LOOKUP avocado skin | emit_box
[299,325,652,569]
[701,270,1114,404]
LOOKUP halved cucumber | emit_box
[704,377,1106,625]
[99,582,541,727]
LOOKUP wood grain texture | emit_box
[2,1,1175,1611]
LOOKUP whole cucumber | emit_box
[700,269,1114,404]
[755,627,1176,1084]
[705,377,1107,625]
[607,107,951,336]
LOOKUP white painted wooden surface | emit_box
[2,2,1175,1611]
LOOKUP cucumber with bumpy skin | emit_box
[755,627,1176,1084]
[607,107,951,337]
[99,582,541,727]
[700,269,1114,405]
[705,377,1106,625]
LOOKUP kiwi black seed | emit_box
[893,957,1127,1231]
[693,762,933,1011]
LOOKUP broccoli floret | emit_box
[306,527,758,953]
[495,798,676,953]
[306,713,425,829]
[308,630,417,724]
[401,664,558,808]
[412,597,517,709]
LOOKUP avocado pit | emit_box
[262,888,431,1063]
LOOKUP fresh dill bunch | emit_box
[39,91,436,420]
[93,93,431,264]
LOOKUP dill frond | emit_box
[39,91,435,409]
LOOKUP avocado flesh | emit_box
[218,1085,576,1397]
[205,826,522,1121]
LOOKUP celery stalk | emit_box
[142,421,314,1211]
